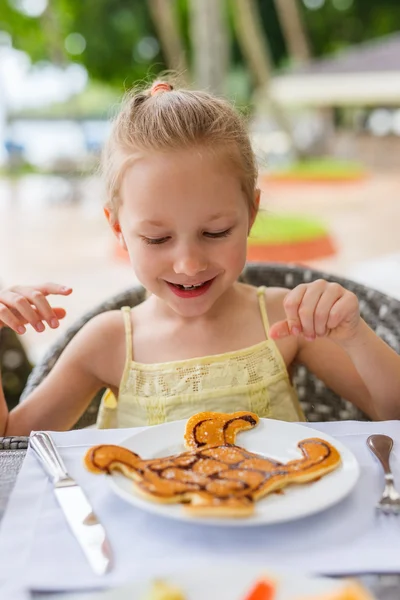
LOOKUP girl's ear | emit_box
[103,208,127,250]
[249,189,261,231]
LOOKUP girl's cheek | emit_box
[136,246,164,272]
[220,246,246,276]
[228,234,248,260]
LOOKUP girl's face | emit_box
[112,147,257,318]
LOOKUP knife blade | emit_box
[30,431,112,575]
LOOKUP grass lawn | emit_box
[264,157,367,182]
[249,213,329,245]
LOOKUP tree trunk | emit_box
[147,0,188,76]
[188,0,230,94]
[274,0,335,156]
[273,0,311,65]
[40,5,66,65]
[231,0,297,153]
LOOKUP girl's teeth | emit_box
[181,283,203,290]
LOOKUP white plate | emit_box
[92,563,355,600]
[108,418,359,526]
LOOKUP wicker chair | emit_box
[18,262,400,430]
[0,328,32,412]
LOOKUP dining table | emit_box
[1,420,400,600]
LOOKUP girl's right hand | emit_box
[0,283,72,334]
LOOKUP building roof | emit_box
[270,34,400,107]
[293,32,400,76]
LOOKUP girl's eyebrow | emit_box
[139,213,237,227]
[207,212,237,222]
[138,219,166,227]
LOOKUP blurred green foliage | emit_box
[2,0,400,91]
[2,0,162,87]
[296,0,400,56]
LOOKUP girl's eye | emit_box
[143,236,170,245]
[204,228,232,239]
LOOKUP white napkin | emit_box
[0,421,400,592]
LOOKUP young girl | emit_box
[1,81,400,436]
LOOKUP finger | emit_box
[0,291,44,331]
[297,283,327,340]
[282,285,308,335]
[53,307,67,321]
[40,283,73,297]
[0,303,27,334]
[269,320,291,340]
[326,292,358,332]
[25,289,61,329]
[16,305,68,327]
[314,284,345,337]
[0,284,71,333]
[24,285,71,328]
[1,306,67,332]
[12,287,70,329]
[13,283,73,297]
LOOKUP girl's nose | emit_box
[173,245,208,276]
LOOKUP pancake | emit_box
[84,411,341,518]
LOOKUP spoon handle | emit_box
[367,434,393,475]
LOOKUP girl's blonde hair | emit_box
[101,81,258,215]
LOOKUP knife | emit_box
[30,431,112,575]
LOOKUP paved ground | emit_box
[1,172,400,362]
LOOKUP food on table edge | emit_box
[297,580,376,600]
[140,577,374,600]
[84,411,341,518]
[141,579,186,600]
[242,578,276,600]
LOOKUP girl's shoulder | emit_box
[70,310,128,380]
[75,309,126,348]
[238,281,288,304]
[238,282,289,326]
[263,286,291,327]
[84,308,126,329]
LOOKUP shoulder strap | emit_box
[101,307,133,411]
[257,286,270,338]
[121,306,133,362]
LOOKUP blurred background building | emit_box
[2,0,400,366]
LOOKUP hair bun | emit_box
[150,81,174,96]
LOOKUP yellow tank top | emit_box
[96,286,305,429]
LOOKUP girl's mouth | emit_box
[166,278,215,298]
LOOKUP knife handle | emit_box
[30,431,71,485]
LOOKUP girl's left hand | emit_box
[269,279,361,345]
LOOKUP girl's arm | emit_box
[2,310,125,436]
[269,281,400,420]
[294,322,400,420]
[0,371,7,433]
[0,284,125,436]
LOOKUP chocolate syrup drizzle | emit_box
[88,438,334,505]
[192,414,258,448]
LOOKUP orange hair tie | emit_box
[150,82,173,96]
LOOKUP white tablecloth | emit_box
[0,421,400,592]
[0,581,30,600]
